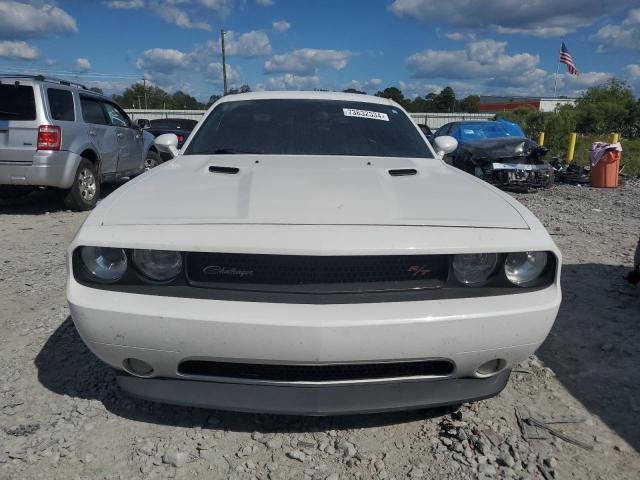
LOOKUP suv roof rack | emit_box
[0,73,88,90]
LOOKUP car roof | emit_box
[215,90,400,107]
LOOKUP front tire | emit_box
[144,150,161,171]
[63,159,100,211]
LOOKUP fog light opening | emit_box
[475,359,506,377]
[123,358,154,377]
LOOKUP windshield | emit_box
[458,122,525,141]
[185,99,432,158]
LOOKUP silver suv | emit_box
[0,75,161,210]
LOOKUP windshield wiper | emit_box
[212,148,263,154]
[0,110,21,117]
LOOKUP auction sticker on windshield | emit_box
[343,108,389,121]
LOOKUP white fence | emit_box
[125,109,207,121]
[125,110,495,129]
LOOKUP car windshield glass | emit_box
[458,122,524,141]
[0,84,36,120]
[185,99,432,158]
[150,119,197,130]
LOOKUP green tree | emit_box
[113,83,172,109]
[171,90,203,109]
[88,86,104,95]
[459,95,480,113]
[343,88,365,94]
[374,87,408,108]
[227,84,251,95]
[207,94,222,107]
[433,86,456,112]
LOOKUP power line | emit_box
[0,66,140,79]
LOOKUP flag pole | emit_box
[553,39,561,98]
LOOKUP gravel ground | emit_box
[1,180,639,480]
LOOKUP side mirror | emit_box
[433,135,458,158]
[154,133,179,157]
[137,118,150,129]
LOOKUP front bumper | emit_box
[68,276,560,414]
[117,369,511,415]
[0,150,81,188]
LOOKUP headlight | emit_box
[80,247,128,283]
[504,251,548,286]
[132,249,182,282]
[452,253,499,286]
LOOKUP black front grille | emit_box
[185,253,449,294]
[178,360,454,382]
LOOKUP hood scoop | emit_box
[388,168,417,176]
[209,165,240,174]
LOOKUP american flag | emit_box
[560,41,578,75]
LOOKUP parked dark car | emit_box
[432,119,553,189]
[141,118,197,160]
[416,123,432,137]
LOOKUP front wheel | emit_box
[144,150,161,171]
[63,159,100,211]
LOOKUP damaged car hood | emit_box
[458,137,546,161]
[97,155,529,229]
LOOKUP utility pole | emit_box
[221,29,228,95]
[142,77,148,109]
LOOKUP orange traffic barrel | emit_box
[590,150,620,188]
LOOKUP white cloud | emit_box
[445,31,475,41]
[626,63,640,79]
[390,0,630,37]
[0,1,77,39]
[106,0,144,8]
[0,40,38,60]
[256,0,273,5]
[347,78,383,93]
[136,48,190,72]
[152,3,212,31]
[555,71,613,91]
[272,19,290,32]
[399,81,442,98]
[197,0,234,17]
[593,8,640,52]
[264,48,353,75]
[207,62,240,83]
[407,40,540,81]
[265,74,320,90]
[75,57,92,72]
[224,30,272,56]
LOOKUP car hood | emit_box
[459,137,545,160]
[98,155,529,229]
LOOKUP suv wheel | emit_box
[145,150,161,170]
[64,159,100,211]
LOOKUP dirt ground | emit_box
[1,180,639,480]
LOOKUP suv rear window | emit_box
[48,88,75,121]
[0,84,36,120]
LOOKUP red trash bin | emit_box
[590,150,620,188]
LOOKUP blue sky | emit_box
[0,0,639,102]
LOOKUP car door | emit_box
[80,96,118,174]
[103,102,143,174]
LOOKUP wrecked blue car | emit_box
[432,119,554,189]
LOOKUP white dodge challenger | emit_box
[67,91,561,415]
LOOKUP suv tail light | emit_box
[37,125,61,151]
